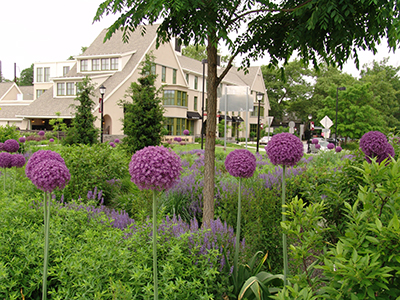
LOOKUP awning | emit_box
[232,116,244,123]
[219,115,232,122]
[187,111,201,119]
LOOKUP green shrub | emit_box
[0,124,19,142]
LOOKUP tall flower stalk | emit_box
[26,150,70,300]
[224,149,256,292]
[265,133,303,286]
[129,146,182,300]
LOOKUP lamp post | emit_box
[201,59,208,150]
[99,84,106,143]
[307,114,312,153]
[256,92,263,153]
[335,86,346,147]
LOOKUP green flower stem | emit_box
[152,190,158,300]
[234,177,242,287]
[3,169,6,192]
[42,192,51,300]
[282,165,288,286]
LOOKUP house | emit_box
[1,24,269,141]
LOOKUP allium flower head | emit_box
[0,152,13,168]
[311,138,319,144]
[265,133,304,166]
[360,131,388,157]
[225,149,256,178]
[109,142,115,148]
[129,146,182,191]
[49,138,54,143]
[25,150,66,180]
[315,144,321,150]
[3,139,20,153]
[183,129,190,136]
[114,138,120,143]
[327,143,335,150]
[19,137,26,143]
[174,137,182,142]
[11,154,26,168]
[38,130,45,137]
[30,160,71,192]
[335,146,342,153]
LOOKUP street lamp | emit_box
[335,86,346,147]
[256,92,263,153]
[307,114,312,153]
[99,84,106,143]
[201,59,207,150]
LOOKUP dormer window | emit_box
[81,60,89,71]
[57,83,65,96]
[101,59,109,70]
[111,58,118,70]
[92,59,100,71]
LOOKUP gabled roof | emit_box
[18,86,34,100]
[0,82,16,100]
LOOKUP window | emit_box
[80,60,89,71]
[194,76,198,89]
[44,68,50,82]
[194,96,198,110]
[111,58,118,70]
[162,66,166,82]
[57,83,65,96]
[164,118,174,135]
[164,117,188,135]
[163,90,188,107]
[36,89,45,98]
[63,66,70,76]
[186,73,189,84]
[151,63,156,75]
[250,124,258,135]
[92,59,100,71]
[173,69,177,84]
[66,82,75,95]
[101,58,109,70]
[36,68,43,82]
[251,106,265,117]
[176,118,185,135]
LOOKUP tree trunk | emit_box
[202,36,218,226]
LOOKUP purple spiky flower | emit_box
[129,146,182,191]
[265,132,304,166]
[3,139,20,153]
[25,150,66,180]
[30,160,70,192]
[225,149,256,178]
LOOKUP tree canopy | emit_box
[94,0,400,224]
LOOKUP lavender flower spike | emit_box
[129,146,182,191]
[265,132,304,166]
[225,149,256,178]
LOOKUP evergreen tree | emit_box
[17,64,34,86]
[119,53,165,154]
[63,77,99,145]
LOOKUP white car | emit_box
[260,136,271,145]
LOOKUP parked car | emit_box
[260,136,271,145]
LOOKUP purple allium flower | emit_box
[3,139,20,153]
[19,137,26,143]
[114,138,120,143]
[327,143,335,150]
[174,137,182,143]
[25,150,66,180]
[109,142,115,148]
[129,146,182,191]
[315,144,321,150]
[335,146,342,153]
[311,138,319,144]
[360,131,388,157]
[225,149,256,178]
[11,154,26,168]
[0,152,13,168]
[38,130,45,137]
[183,129,190,136]
[49,138,54,143]
[265,132,304,166]
[30,160,70,192]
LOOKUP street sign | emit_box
[288,121,295,128]
[320,115,333,129]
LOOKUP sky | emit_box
[1,0,399,81]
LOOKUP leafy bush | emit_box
[56,143,130,203]
[0,195,234,299]
[0,124,19,142]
